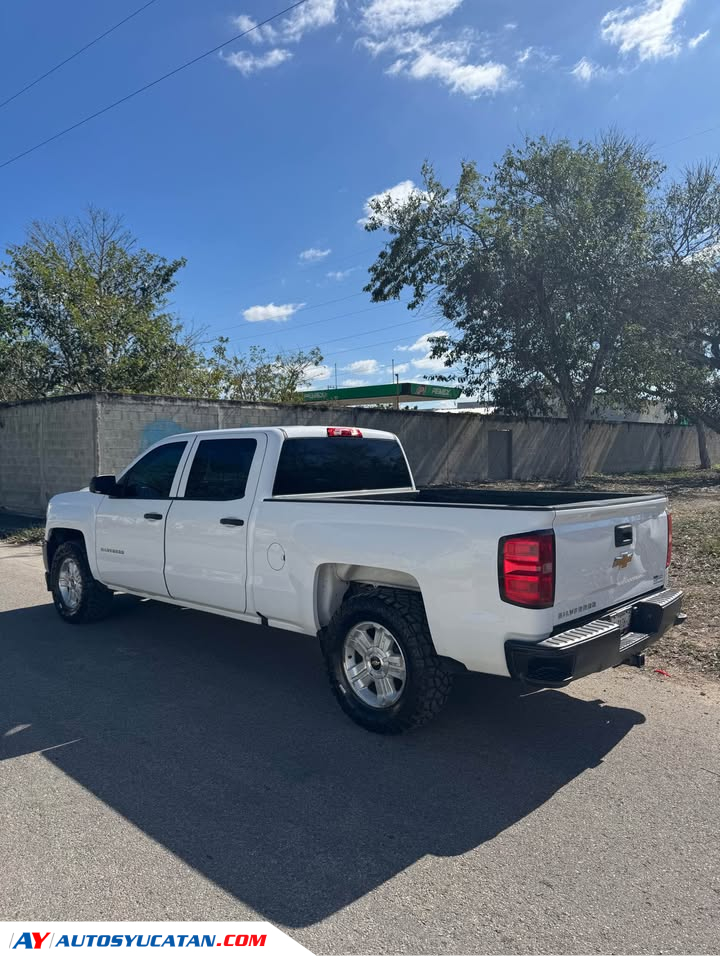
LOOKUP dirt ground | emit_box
[483,469,720,681]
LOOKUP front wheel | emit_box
[50,541,114,623]
[321,588,453,734]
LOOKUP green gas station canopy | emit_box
[300,382,462,406]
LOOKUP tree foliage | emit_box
[0,208,324,407]
[650,161,720,464]
[1,208,200,400]
[364,135,720,480]
[194,340,324,403]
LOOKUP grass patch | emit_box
[1,525,45,545]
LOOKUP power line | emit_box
[282,312,420,352]
[283,299,439,359]
[216,281,714,374]
[212,243,378,309]
[201,300,415,350]
[202,300,437,371]
[211,291,367,341]
[0,0,162,111]
[220,299,403,344]
[297,307,441,368]
[661,123,720,150]
[315,311,716,376]
[0,0,310,171]
[314,330,444,380]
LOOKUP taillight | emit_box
[666,512,672,568]
[499,531,555,608]
[327,427,363,437]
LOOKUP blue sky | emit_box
[1,0,719,394]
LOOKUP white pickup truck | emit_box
[44,425,683,733]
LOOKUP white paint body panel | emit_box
[552,499,669,627]
[93,437,193,596]
[250,498,553,675]
[45,425,671,678]
[95,497,171,596]
[163,432,268,611]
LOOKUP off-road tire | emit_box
[50,541,114,623]
[321,587,452,734]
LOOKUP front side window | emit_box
[119,441,187,499]
[184,439,258,500]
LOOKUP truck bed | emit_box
[326,487,662,510]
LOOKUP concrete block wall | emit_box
[2,392,719,517]
[0,396,96,516]
[94,394,720,484]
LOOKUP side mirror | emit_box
[89,475,119,496]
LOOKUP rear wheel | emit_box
[50,541,114,623]
[322,588,452,734]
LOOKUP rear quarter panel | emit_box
[250,499,555,675]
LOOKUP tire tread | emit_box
[50,541,114,623]
[322,587,452,734]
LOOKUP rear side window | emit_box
[184,438,257,500]
[120,441,187,499]
[273,437,411,496]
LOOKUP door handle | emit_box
[144,512,164,521]
[220,517,245,526]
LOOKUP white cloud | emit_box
[413,354,449,373]
[305,363,332,383]
[687,239,720,264]
[344,358,380,375]
[389,362,410,375]
[688,29,709,48]
[401,48,509,95]
[395,331,451,374]
[364,31,512,97]
[571,56,608,81]
[242,301,305,322]
[601,0,690,61]
[221,48,292,75]
[229,1,512,101]
[517,46,560,68]
[517,46,533,64]
[358,179,423,226]
[360,0,464,34]
[282,0,337,41]
[397,330,449,352]
[341,378,370,387]
[232,0,336,46]
[326,267,359,280]
[299,247,331,262]
[232,13,263,41]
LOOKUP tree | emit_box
[1,207,201,400]
[192,339,324,403]
[1,207,326,408]
[363,135,685,482]
[651,162,720,467]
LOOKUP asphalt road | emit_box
[1,544,719,955]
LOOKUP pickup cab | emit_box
[44,425,683,733]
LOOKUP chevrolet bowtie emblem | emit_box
[613,552,633,569]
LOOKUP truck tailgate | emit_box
[552,496,669,627]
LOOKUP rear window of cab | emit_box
[273,437,411,496]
